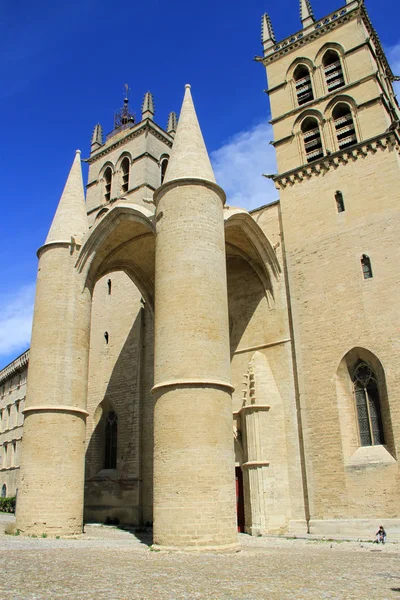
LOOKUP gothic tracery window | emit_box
[332,103,357,150]
[353,362,384,446]
[104,410,118,469]
[294,65,314,106]
[301,117,324,163]
[322,50,345,92]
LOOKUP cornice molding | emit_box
[0,350,29,386]
[269,131,400,189]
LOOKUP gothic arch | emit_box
[286,56,315,80]
[314,42,346,65]
[76,203,156,308]
[335,347,395,463]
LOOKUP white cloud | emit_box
[387,42,400,98]
[0,284,35,361]
[211,121,278,211]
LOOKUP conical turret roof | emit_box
[163,85,216,184]
[45,150,88,244]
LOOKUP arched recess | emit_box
[326,97,360,151]
[336,347,396,464]
[286,57,315,109]
[76,203,156,310]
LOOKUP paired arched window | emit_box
[353,362,384,446]
[301,117,324,163]
[1,484,6,498]
[332,103,357,150]
[335,190,345,213]
[103,167,112,203]
[104,410,118,469]
[361,254,373,279]
[160,157,169,185]
[294,65,314,106]
[120,157,130,194]
[322,50,345,92]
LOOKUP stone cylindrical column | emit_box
[16,244,91,536]
[152,178,238,551]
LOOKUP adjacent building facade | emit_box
[2,0,399,546]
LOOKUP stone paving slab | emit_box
[1,515,400,599]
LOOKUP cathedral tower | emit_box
[259,0,400,535]
[152,85,239,551]
[16,152,92,535]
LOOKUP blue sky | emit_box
[1,0,400,369]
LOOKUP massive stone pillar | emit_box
[16,151,91,536]
[152,85,238,551]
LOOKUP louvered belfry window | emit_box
[353,362,384,446]
[294,65,314,106]
[333,104,357,150]
[301,117,324,163]
[120,157,130,194]
[104,167,112,203]
[323,50,345,92]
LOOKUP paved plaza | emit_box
[1,513,400,599]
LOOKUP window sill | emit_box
[346,445,396,468]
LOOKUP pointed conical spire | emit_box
[45,150,88,244]
[91,123,103,152]
[167,111,178,136]
[300,0,315,28]
[261,13,276,53]
[163,85,215,184]
[142,91,155,120]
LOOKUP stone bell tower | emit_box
[152,85,239,551]
[258,0,400,535]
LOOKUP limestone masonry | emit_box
[1,0,399,549]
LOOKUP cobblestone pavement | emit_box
[1,514,400,599]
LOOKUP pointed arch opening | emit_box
[120,157,130,194]
[160,156,169,185]
[301,117,324,162]
[294,64,314,106]
[103,166,112,203]
[1,484,6,498]
[332,103,357,150]
[322,49,345,92]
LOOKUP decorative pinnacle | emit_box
[142,91,155,120]
[167,111,178,135]
[300,0,315,28]
[91,124,103,150]
[261,13,276,53]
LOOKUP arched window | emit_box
[294,65,314,106]
[332,104,357,150]
[120,157,130,194]
[1,484,6,498]
[322,50,345,92]
[335,190,345,213]
[353,362,384,446]
[361,254,373,279]
[160,158,169,185]
[104,410,118,469]
[103,167,112,203]
[301,117,324,163]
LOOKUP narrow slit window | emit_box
[104,167,112,203]
[107,279,112,295]
[301,117,324,163]
[361,254,373,279]
[160,158,169,184]
[294,65,314,106]
[104,331,109,344]
[104,410,118,469]
[322,50,345,92]
[335,190,345,213]
[120,157,130,194]
[1,484,6,498]
[353,362,384,446]
[333,104,357,150]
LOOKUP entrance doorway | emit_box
[235,466,245,532]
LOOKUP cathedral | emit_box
[1,0,400,550]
